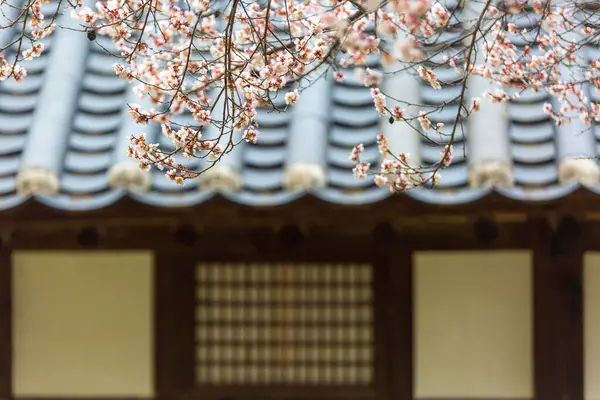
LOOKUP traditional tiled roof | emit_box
[1,1,600,211]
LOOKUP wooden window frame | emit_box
[194,262,374,389]
[153,249,413,400]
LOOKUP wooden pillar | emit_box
[532,218,584,400]
[373,246,413,400]
[373,255,391,400]
[154,251,197,397]
[0,249,11,398]
[389,249,413,400]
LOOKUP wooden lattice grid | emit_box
[195,263,374,385]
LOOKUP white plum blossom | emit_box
[285,89,300,105]
[0,0,597,191]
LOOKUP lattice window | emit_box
[195,263,373,385]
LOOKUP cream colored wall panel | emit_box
[414,251,532,398]
[12,251,153,397]
[585,253,600,400]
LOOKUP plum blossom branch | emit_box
[0,0,599,191]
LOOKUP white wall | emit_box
[414,251,532,398]
[12,251,154,397]
[585,253,600,400]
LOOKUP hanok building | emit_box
[0,2,599,400]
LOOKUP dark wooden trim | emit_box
[416,398,531,400]
[373,251,413,400]
[0,249,11,397]
[15,390,376,400]
[14,398,154,400]
[388,250,413,400]
[10,221,534,253]
[532,218,584,400]
[13,397,530,400]
[187,385,376,399]
[154,252,197,397]
[373,256,391,400]
[0,186,594,229]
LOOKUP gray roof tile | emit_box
[61,173,109,194]
[0,75,44,94]
[513,164,558,186]
[0,156,20,176]
[0,2,598,210]
[510,121,555,143]
[0,135,26,156]
[511,142,556,164]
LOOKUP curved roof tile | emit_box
[0,1,598,211]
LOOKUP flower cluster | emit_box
[467,3,600,128]
[1,0,598,191]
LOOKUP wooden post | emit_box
[372,245,413,400]
[532,217,584,400]
[154,251,197,397]
[0,249,11,398]
[373,255,391,400]
[389,249,413,400]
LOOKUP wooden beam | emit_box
[11,396,528,400]
[532,218,583,400]
[276,225,306,248]
[10,221,534,253]
[154,252,197,397]
[186,386,376,399]
[0,187,590,229]
[76,227,100,248]
[173,224,199,247]
[0,248,11,397]
[473,217,500,244]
